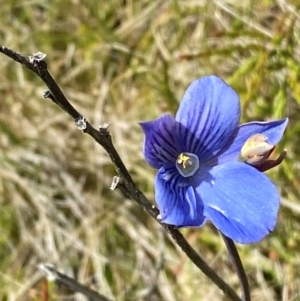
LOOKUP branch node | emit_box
[110,176,120,190]
[99,122,110,133]
[75,117,87,130]
[29,51,47,63]
[43,89,55,100]
[38,263,57,281]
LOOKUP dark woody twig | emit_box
[39,264,113,301]
[0,45,241,301]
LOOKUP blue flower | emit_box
[140,75,288,244]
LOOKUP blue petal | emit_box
[218,118,288,164]
[175,75,240,161]
[195,162,279,243]
[140,114,180,169]
[155,167,206,226]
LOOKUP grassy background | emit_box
[0,0,299,300]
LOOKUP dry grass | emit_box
[0,0,300,300]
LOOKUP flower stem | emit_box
[222,234,251,301]
[166,227,241,301]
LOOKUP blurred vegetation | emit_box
[0,0,299,300]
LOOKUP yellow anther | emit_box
[176,152,200,177]
[177,153,191,169]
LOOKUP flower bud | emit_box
[240,133,274,165]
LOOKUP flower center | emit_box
[176,152,199,177]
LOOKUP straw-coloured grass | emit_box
[0,1,299,300]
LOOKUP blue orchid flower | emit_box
[140,75,288,244]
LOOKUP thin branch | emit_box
[0,45,241,301]
[222,234,251,301]
[117,183,241,301]
[39,264,113,301]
